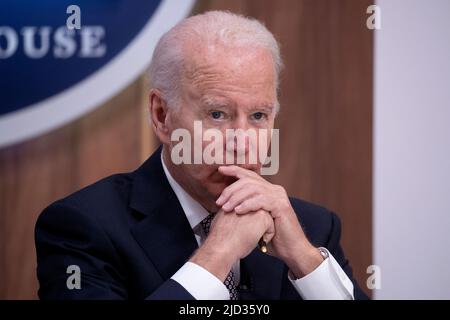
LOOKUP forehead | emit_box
[182,45,277,107]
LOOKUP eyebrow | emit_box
[202,97,230,109]
[252,103,275,112]
[201,97,275,113]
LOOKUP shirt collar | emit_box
[161,152,209,231]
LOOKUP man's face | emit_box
[164,45,277,208]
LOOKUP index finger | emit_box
[218,165,260,180]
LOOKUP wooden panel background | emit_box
[0,0,372,299]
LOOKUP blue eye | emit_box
[211,111,224,119]
[252,112,265,120]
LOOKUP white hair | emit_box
[147,10,283,110]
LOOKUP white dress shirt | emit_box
[161,155,354,300]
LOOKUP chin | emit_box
[199,167,240,199]
[206,181,229,199]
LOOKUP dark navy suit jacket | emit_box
[35,147,368,300]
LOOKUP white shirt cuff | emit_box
[171,262,230,300]
[288,248,355,300]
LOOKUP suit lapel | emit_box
[129,147,198,281]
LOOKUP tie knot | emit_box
[201,214,215,236]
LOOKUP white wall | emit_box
[374,0,450,299]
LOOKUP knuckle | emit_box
[243,177,251,184]
[276,185,287,195]
[227,195,238,206]
[256,209,265,215]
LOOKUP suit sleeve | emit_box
[35,202,195,300]
[325,212,370,300]
[146,279,195,300]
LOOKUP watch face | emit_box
[318,248,329,259]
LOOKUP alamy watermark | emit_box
[64,263,382,291]
[66,5,81,30]
[66,264,81,290]
[366,5,381,30]
[170,121,280,175]
[367,264,382,290]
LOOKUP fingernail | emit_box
[216,196,224,205]
[222,202,231,211]
[235,205,242,212]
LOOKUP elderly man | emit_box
[35,11,367,300]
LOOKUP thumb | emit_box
[262,217,275,243]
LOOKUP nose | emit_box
[224,116,257,161]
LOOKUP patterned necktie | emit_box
[201,214,239,300]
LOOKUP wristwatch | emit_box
[289,247,330,281]
[318,247,329,260]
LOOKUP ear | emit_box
[149,89,170,144]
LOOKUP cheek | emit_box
[168,107,198,131]
[182,163,218,186]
